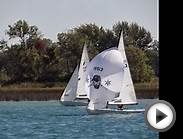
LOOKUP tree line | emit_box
[0,20,159,85]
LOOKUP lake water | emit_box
[0,99,158,139]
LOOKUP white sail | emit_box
[88,85,115,110]
[117,32,137,105]
[76,44,89,98]
[86,47,124,110]
[102,72,123,92]
[60,65,78,102]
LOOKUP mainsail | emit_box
[86,48,124,110]
[76,44,90,98]
[60,65,79,101]
[116,32,137,105]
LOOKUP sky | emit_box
[0,0,159,43]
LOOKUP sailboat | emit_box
[76,43,89,100]
[86,32,145,114]
[109,32,137,106]
[60,65,79,106]
[60,44,89,106]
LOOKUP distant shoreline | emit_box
[0,87,158,101]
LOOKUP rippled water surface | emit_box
[0,99,158,139]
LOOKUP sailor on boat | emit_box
[117,104,124,110]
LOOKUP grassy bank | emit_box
[0,88,62,101]
[0,82,158,101]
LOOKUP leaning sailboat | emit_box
[60,44,90,106]
[86,33,145,114]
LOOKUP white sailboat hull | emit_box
[87,108,145,115]
[60,98,89,106]
[108,102,138,105]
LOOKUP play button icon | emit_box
[156,108,167,124]
[145,100,176,132]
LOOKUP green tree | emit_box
[113,21,152,49]
[145,49,159,77]
[0,40,8,51]
[57,32,83,78]
[57,24,117,79]
[6,20,41,48]
[126,46,154,82]
[149,40,159,51]
[74,24,117,53]
[1,20,43,82]
[0,20,157,84]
